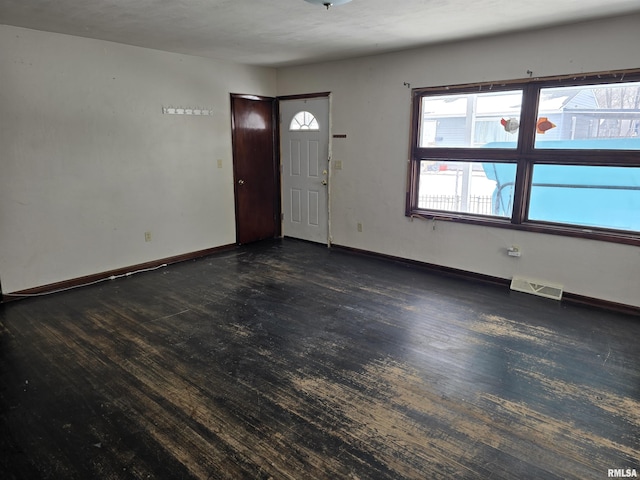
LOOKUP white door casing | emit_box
[280,97,330,244]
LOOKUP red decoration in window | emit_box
[536,117,556,134]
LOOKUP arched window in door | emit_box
[289,111,320,131]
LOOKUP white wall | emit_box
[277,14,640,308]
[0,25,276,293]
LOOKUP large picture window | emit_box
[406,69,640,245]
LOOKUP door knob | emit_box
[238,179,245,185]
[321,179,327,186]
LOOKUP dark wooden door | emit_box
[231,95,280,245]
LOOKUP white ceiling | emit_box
[1,0,639,67]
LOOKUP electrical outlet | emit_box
[357,222,363,232]
[217,159,223,168]
[507,245,521,257]
[145,231,152,242]
[334,160,343,170]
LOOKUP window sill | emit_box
[407,210,640,247]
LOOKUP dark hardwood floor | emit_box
[1,239,639,479]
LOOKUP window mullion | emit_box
[510,85,539,224]
[518,84,539,155]
[511,158,532,225]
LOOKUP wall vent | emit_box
[510,277,563,301]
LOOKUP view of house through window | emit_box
[408,70,640,242]
[420,90,523,148]
[535,82,640,149]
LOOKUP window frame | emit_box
[406,69,640,246]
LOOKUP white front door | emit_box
[280,97,330,244]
